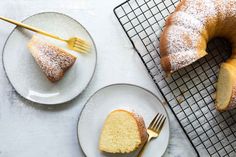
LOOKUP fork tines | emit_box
[148,113,166,133]
[74,39,90,50]
[70,37,91,53]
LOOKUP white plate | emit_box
[3,12,97,104]
[78,84,169,157]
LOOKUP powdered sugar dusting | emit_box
[228,85,236,110]
[215,0,227,20]
[166,25,201,55]
[169,50,198,72]
[28,36,76,82]
[164,0,218,72]
[170,11,205,34]
[162,0,236,72]
[180,0,217,23]
[37,44,76,71]
[226,0,236,17]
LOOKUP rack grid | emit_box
[114,0,236,156]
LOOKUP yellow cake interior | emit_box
[99,110,142,153]
[216,63,234,110]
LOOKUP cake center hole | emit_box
[206,37,232,61]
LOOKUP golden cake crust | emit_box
[160,0,236,111]
[130,111,148,147]
[28,36,76,82]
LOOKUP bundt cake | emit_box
[160,0,236,111]
[99,109,148,153]
[28,36,77,82]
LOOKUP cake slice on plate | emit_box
[99,109,148,153]
[28,36,77,82]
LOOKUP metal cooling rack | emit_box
[114,0,236,156]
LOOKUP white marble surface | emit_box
[0,0,197,157]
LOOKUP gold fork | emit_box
[0,16,90,53]
[137,113,166,157]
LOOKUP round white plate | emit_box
[3,12,97,104]
[78,84,169,157]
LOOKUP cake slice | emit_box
[27,36,76,82]
[216,62,236,111]
[99,109,148,153]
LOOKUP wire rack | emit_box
[114,0,236,156]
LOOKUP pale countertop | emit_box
[0,0,196,157]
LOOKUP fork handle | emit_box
[137,136,152,157]
[0,16,66,42]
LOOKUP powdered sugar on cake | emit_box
[164,0,219,72]
[169,50,198,72]
[180,0,217,23]
[36,46,64,81]
[166,26,201,54]
[37,44,76,70]
[28,36,76,82]
[225,0,236,17]
[228,86,236,110]
[165,25,200,71]
[170,12,205,35]
[160,0,236,110]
